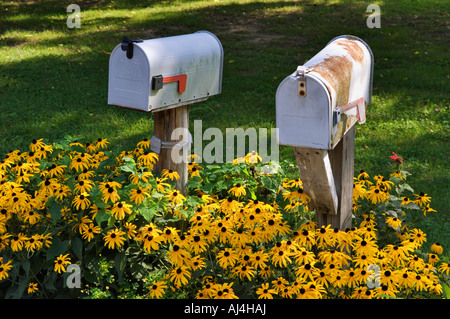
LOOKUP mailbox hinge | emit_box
[296,66,307,97]
[121,36,143,59]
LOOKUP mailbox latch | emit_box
[296,66,307,97]
[121,36,143,59]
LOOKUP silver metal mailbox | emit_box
[276,35,373,150]
[108,31,223,112]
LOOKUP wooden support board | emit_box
[293,125,355,230]
[153,105,189,194]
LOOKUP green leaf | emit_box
[46,236,69,261]
[47,198,62,223]
[71,236,83,261]
[139,206,157,222]
[114,252,126,283]
[442,283,450,299]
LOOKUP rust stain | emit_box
[312,54,353,108]
[335,39,365,63]
[310,39,364,109]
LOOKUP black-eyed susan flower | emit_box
[137,151,158,169]
[161,226,179,244]
[216,248,239,269]
[54,254,71,274]
[228,183,246,198]
[430,243,443,255]
[29,139,46,153]
[0,258,13,280]
[169,265,191,286]
[81,223,101,242]
[256,283,276,299]
[155,177,171,193]
[74,179,95,194]
[427,253,439,265]
[148,280,167,299]
[137,138,151,150]
[166,190,186,206]
[374,283,398,299]
[72,192,91,210]
[101,186,120,204]
[422,204,437,216]
[271,249,292,267]
[414,192,431,207]
[365,185,388,204]
[162,169,180,181]
[27,282,39,294]
[232,264,255,281]
[104,229,126,250]
[95,138,109,149]
[167,244,191,266]
[142,234,161,254]
[110,201,132,220]
[409,228,427,246]
[385,216,402,230]
[10,233,27,251]
[25,234,43,252]
[129,186,150,205]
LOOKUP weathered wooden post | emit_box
[107,31,224,193]
[276,35,374,230]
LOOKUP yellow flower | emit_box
[148,280,167,299]
[72,192,91,210]
[256,283,276,299]
[81,223,101,242]
[162,169,180,181]
[414,192,431,207]
[137,138,151,149]
[104,229,126,249]
[73,179,94,194]
[430,243,443,255]
[137,151,158,168]
[228,183,246,198]
[54,254,71,274]
[385,216,402,230]
[95,138,109,149]
[129,186,150,205]
[110,201,133,220]
[0,259,13,280]
[27,282,39,294]
[166,190,186,206]
[169,265,191,286]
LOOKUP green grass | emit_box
[0,0,448,250]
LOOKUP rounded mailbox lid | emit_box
[276,72,332,150]
[108,31,223,112]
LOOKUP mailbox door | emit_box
[108,44,151,111]
[276,73,332,149]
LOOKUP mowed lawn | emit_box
[0,0,449,250]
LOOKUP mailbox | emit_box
[108,31,223,112]
[276,35,373,150]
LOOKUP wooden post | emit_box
[152,105,189,194]
[293,126,355,230]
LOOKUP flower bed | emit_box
[0,137,448,299]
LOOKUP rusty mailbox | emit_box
[275,35,374,229]
[108,31,223,193]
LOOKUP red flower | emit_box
[390,152,403,164]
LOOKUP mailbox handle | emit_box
[121,36,143,59]
[162,74,187,93]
